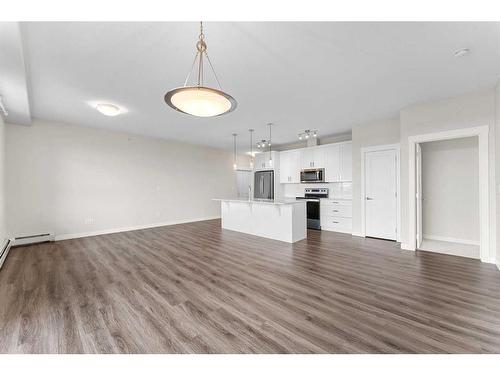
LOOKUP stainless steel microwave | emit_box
[300,168,325,183]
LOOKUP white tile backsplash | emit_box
[283,182,352,199]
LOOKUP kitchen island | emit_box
[213,198,307,243]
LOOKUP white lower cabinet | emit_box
[320,199,352,234]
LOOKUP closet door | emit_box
[365,149,397,240]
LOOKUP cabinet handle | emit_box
[332,201,339,204]
[333,210,339,212]
[332,221,339,224]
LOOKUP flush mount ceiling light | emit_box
[95,103,122,117]
[453,48,470,58]
[298,129,317,140]
[164,22,237,118]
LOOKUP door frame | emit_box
[361,143,401,242]
[415,143,423,249]
[407,125,491,263]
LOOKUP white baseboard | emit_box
[400,243,415,251]
[13,233,55,246]
[0,238,13,269]
[423,235,480,246]
[351,231,364,237]
[55,216,221,241]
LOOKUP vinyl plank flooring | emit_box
[0,219,499,353]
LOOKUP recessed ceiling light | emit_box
[94,103,122,117]
[453,48,470,58]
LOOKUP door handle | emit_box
[366,197,374,200]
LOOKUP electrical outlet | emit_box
[84,217,94,225]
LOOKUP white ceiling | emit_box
[4,22,500,149]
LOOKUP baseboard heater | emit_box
[0,239,12,270]
[13,233,55,246]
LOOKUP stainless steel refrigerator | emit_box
[254,170,274,200]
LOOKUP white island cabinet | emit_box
[213,198,306,243]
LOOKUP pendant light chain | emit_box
[268,123,273,162]
[232,133,237,169]
[249,129,254,167]
[249,129,254,156]
[181,21,223,90]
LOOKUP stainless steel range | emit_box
[296,188,329,230]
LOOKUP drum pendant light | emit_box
[164,22,237,117]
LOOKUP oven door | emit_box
[300,169,324,183]
[306,200,321,230]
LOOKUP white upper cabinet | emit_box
[300,147,325,169]
[277,141,352,183]
[324,144,341,182]
[279,150,300,183]
[300,148,314,169]
[340,142,352,181]
[254,151,279,170]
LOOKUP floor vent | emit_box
[13,233,55,246]
[0,239,12,270]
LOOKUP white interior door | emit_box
[415,143,423,249]
[365,149,397,240]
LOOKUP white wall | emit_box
[496,80,500,268]
[351,117,400,235]
[0,115,6,243]
[6,120,238,239]
[421,137,479,243]
[400,89,496,261]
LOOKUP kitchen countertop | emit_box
[285,196,352,201]
[213,198,305,205]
